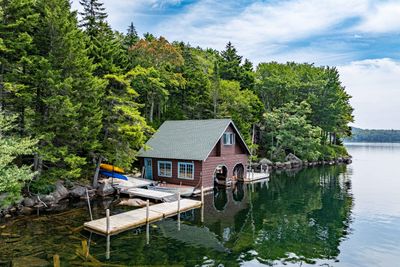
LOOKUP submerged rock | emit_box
[12,256,49,267]
[118,198,147,207]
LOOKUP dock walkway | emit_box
[119,187,178,202]
[84,199,202,235]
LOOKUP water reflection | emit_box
[0,165,353,266]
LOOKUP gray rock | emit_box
[52,181,69,201]
[285,153,302,163]
[41,194,55,205]
[284,161,292,169]
[97,183,115,197]
[4,214,11,218]
[70,186,87,198]
[20,206,33,215]
[259,158,273,166]
[23,197,36,207]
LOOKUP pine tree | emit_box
[219,41,243,81]
[124,22,139,48]
[78,0,107,38]
[25,0,105,183]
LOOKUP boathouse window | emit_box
[158,161,172,177]
[223,132,235,145]
[178,162,194,180]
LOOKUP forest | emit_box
[0,0,353,206]
[347,128,400,143]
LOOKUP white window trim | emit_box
[178,162,194,180]
[158,160,172,178]
[223,132,235,146]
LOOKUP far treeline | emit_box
[0,0,353,205]
[347,128,400,143]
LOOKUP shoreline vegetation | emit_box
[1,0,353,216]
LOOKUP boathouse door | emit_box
[144,158,153,180]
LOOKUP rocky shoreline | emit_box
[0,181,116,219]
[1,155,352,219]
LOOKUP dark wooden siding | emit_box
[202,124,249,188]
[146,158,203,187]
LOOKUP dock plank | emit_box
[121,188,175,201]
[84,199,202,235]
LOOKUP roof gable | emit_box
[138,119,250,161]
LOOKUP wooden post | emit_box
[106,235,110,260]
[146,200,150,223]
[81,240,88,258]
[177,192,181,231]
[86,188,93,221]
[201,186,204,205]
[146,199,150,244]
[106,209,110,235]
[53,254,60,267]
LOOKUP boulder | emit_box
[283,161,292,169]
[41,195,55,205]
[275,162,284,169]
[259,158,273,166]
[20,206,33,215]
[97,183,115,197]
[23,197,36,207]
[70,186,87,198]
[285,153,302,163]
[52,181,69,201]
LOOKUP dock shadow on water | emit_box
[0,165,353,266]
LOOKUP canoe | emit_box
[100,163,124,174]
[99,170,128,181]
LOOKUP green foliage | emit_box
[0,0,354,197]
[0,112,37,207]
[101,73,153,169]
[263,101,322,161]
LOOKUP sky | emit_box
[71,0,400,129]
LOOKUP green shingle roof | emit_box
[138,119,249,161]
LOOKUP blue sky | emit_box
[72,0,400,129]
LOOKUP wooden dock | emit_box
[119,187,177,202]
[84,199,202,235]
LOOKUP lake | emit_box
[1,143,400,266]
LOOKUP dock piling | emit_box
[177,192,181,231]
[201,186,204,205]
[146,200,150,223]
[106,235,110,259]
[86,188,93,221]
[106,209,110,234]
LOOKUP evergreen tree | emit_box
[26,0,105,184]
[78,0,107,38]
[124,22,139,48]
[219,41,243,81]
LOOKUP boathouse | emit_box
[137,119,251,189]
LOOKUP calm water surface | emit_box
[1,143,400,266]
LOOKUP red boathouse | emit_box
[137,119,251,190]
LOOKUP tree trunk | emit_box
[149,99,154,123]
[92,156,103,189]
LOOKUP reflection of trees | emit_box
[221,165,353,264]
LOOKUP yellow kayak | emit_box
[100,164,124,174]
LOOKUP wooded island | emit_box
[0,0,353,207]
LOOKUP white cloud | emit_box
[354,1,400,33]
[154,0,368,62]
[339,58,400,129]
